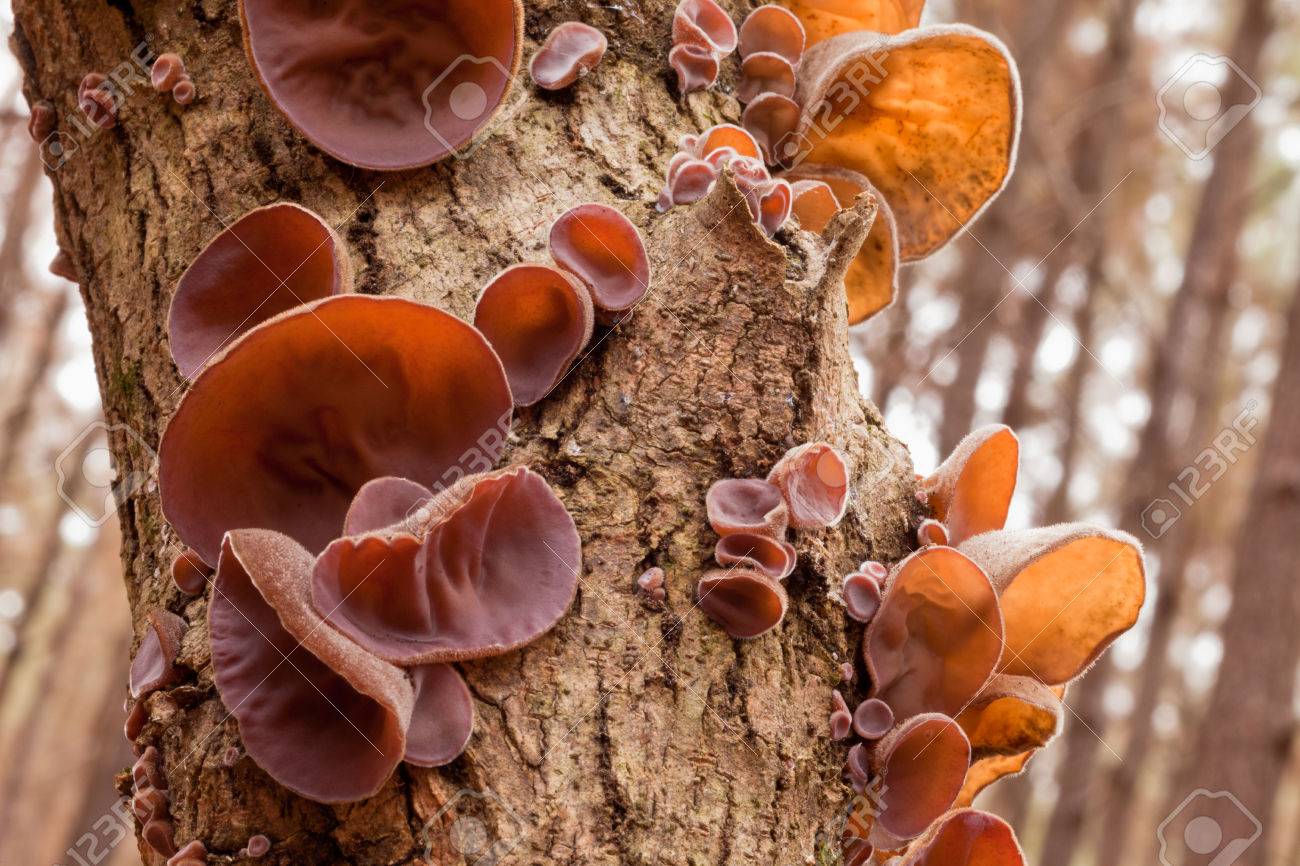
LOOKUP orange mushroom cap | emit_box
[474,264,595,406]
[211,529,414,802]
[896,808,1025,866]
[167,203,351,379]
[792,26,1021,260]
[548,204,651,324]
[955,674,1063,759]
[738,52,798,103]
[238,0,523,170]
[739,5,807,65]
[955,751,1034,809]
[776,0,924,45]
[922,424,1019,546]
[870,713,971,843]
[673,0,738,55]
[767,441,850,529]
[312,466,581,665]
[160,295,512,565]
[530,22,608,90]
[715,532,798,580]
[780,163,899,325]
[697,568,788,639]
[697,123,763,162]
[959,524,1146,685]
[863,546,1003,719]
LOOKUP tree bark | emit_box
[10,2,920,864]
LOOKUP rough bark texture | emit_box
[11,2,920,864]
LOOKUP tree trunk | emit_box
[1165,268,1300,866]
[10,2,921,864]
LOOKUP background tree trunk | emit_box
[9,2,920,864]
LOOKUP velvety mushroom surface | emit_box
[955,674,1063,758]
[530,22,607,90]
[696,568,788,638]
[160,295,512,565]
[777,0,924,45]
[129,609,187,698]
[897,808,1025,866]
[739,5,806,65]
[871,713,971,843]
[922,424,1019,545]
[211,529,413,802]
[238,0,523,169]
[167,203,350,379]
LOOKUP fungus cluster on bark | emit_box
[826,422,1145,863]
[670,0,737,92]
[530,22,608,90]
[698,442,849,638]
[149,202,584,811]
[150,53,195,105]
[656,123,793,236]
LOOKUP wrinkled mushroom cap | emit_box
[739,5,806,65]
[211,529,414,802]
[959,524,1146,685]
[474,264,594,406]
[238,0,523,170]
[794,26,1021,260]
[864,546,1003,719]
[530,22,608,90]
[955,674,1063,759]
[697,568,788,638]
[670,42,721,93]
[548,204,650,323]
[312,465,582,665]
[783,164,898,324]
[767,442,850,529]
[897,808,1025,866]
[167,203,351,379]
[673,0,739,55]
[160,295,512,566]
[922,425,1019,545]
[705,477,789,537]
[871,713,971,842]
[777,0,924,45]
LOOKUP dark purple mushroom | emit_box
[696,568,787,639]
[705,478,788,537]
[143,819,177,858]
[238,0,524,170]
[312,466,581,666]
[211,529,414,802]
[167,840,208,866]
[160,295,512,566]
[530,22,608,90]
[166,202,351,379]
[49,250,79,283]
[129,609,187,699]
[548,203,650,324]
[474,264,595,406]
[715,532,797,580]
[404,664,475,767]
[852,697,894,739]
[132,786,169,824]
[124,699,148,742]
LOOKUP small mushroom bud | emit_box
[171,76,196,106]
[705,478,788,538]
[742,93,800,165]
[669,43,720,93]
[672,0,738,56]
[696,568,787,639]
[738,5,806,65]
[548,203,650,324]
[737,51,797,103]
[474,264,595,407]
[637,567,667,602]
[79,82,117,129]
[27,101,55,142]
[167,840,208,866]
[530,22,608,90]
[829,688,852,740]
[170,547,212,596]
[917,518,949,546]
[143,818,177,858]
[48,250,79,283]
[841,571,881,622]
[221,745,242,767]
[845,742,870,790]
[246,835,271,857]
[124,699,148,742]
[129,609,187,699]
[839,662,855,683]
[767,442,850,529]
[852,697,894,739]
[715,532,797,580]
[151,53,187,92]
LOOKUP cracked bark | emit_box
[12,2,920,864]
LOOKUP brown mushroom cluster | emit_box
[474,202,649,405]
[155,202,585,803]
[131,746,177,858]
[530,22,608,90]
[656,123,793,237]
[670,0,737,92]
[151,53,196,106]
[698,442,849,638]
[828,423,1146,862]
